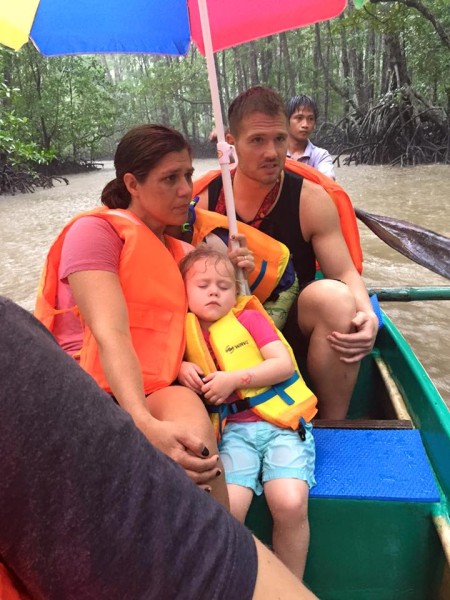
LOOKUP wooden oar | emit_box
[355,208,450,280]
[369,287,450,301]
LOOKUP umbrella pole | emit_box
[197,0,250,295]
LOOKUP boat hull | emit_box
[246,311,450,599]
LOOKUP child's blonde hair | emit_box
[179,246,237,287]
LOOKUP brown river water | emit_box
[1,159,449,408]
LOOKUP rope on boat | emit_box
[374,357,412,422]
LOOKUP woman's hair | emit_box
[101,124,192,209]
[179,246,237,286]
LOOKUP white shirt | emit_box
[287,139,336,180]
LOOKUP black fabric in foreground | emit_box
[0,297,257,600]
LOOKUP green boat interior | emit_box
[246,312,450,600]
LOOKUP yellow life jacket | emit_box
[185,295,317,438]
[191,207,292,304]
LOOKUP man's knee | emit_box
[298,279,354,307]
[298,279,356,333]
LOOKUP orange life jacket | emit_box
[192,159,363,274]
[191,207,292,303]
[0,563,29,600]
[35,208,187,395]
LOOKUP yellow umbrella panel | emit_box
[0,0,40,51]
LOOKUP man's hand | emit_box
[202,371,239,405]
[327,311,378,363]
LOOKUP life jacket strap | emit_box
[207,372,300,418]
[249,259,268,295]
[206,404,227,437]
[298,417,307,441]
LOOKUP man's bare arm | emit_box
[300,179,376,318]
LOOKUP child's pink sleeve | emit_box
[238,310,280,348]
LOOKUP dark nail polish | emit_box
[201,446,210,457]
[205,487,211,494]
[216,469,222,477]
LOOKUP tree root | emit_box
[315,86,449,166]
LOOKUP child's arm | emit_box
[178,361,205,394]
[202,340,294,405]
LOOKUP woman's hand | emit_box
[137,414,220,485]
[228,233,254,278]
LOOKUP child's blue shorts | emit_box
[218,421,316,495]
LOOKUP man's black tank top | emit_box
[207,170,316,287]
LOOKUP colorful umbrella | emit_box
[0,0,347,289]
[1,0,347,55]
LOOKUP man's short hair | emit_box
[285,95,319,121]
[228,86,286,137]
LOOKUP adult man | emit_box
[286,94,336,180]
[0,296,317,600]
[194,86,378,421]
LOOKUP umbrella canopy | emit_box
[0,0,348,291]
[1,0,346,55]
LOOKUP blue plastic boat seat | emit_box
[310,429,440,502]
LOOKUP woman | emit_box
[35,124,252,506]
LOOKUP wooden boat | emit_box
[2,3,449,599]
[247,288,450,600]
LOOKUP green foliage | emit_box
[5,48,117,160]
[0,83,54,166]
[0,0,448,165]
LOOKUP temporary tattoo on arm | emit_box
[240,372,252,385]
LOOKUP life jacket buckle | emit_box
[298,417,307,442]
[229,398,252,414]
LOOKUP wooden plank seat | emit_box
[310,428,440,502]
